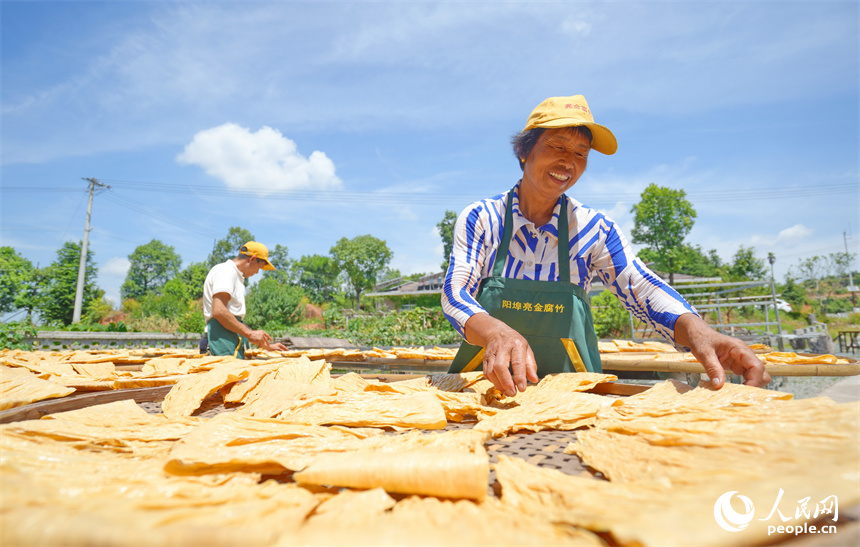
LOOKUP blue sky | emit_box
[2,0,858,307]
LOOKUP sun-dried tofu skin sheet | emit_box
[113,375,184,389]
[4,400,201,449]
[1,429,320,547]
[139,358,193,377]
[293,447,489,500]
[286,495,604,547]
[0,367,76,410]
[70,361,116,379]
[166,414,487,477]
[165,413,384,475]
[495,454,859,547]
[482,372,617,409]
[223,365,280,404]
[475,390,613,438]
[275,392,447,430]
[427,372,485,392]
[273,356,332,385]
[303,487,396,526]
[364,377,431,395]
[530,372,618,393]
[433,391,487,422]
[234,377,336,418]
[161,364,250,418]
[330,372,371,394]
[603,379,792,420]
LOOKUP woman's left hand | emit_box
[673,313,771,388]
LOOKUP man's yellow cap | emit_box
[240,241,275,270]
[523,95,618,155]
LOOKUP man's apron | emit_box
[448,190,602,376]
[207,317,249,359]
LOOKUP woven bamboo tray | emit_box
[1,376,856,546]
[601,352,860,376]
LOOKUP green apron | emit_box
[448,190,602,376]
[207,317,249,359]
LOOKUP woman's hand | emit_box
[674,313,771,388]
[464,313,539,396]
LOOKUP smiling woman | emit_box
[441,94,772,397]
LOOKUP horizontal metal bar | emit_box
[713,322,780,328]
[696,301,780,310]
[672,280,769,291]
[685,292,782,300]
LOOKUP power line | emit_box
[101,193,219,238]
[5,179,857,206]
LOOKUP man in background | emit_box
[203,241,288,358]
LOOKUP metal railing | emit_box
[23,332,202,351]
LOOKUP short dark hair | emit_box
[510,126,593,171]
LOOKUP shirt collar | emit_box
[511,181,563,239]
[227,259,245,281]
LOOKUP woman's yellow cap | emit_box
[523,95,618,155]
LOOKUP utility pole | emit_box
[72,177,109,323]
[845,230,858,310]
[768,252,784,351]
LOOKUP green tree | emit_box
[330,235,393,309]
[630,183,696,285]
[261,244,292,283]
[725,246,767,281]
[791,255,827,315]
[14,267,47,323]
[640,244,721,278]
[208,226,255,267]
[244,277,305,331]
[0,247,34,314]
[781,277,808,311]
[436,210,458,272]
[176,261,209,300]
[293,254,340,304]
[120,239,182,300]
[680,244,722,277]
[828,251,855,284]
[379,267,403,283]
[38,241,103,326]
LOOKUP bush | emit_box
[824,298,853,314]
[326,306,460,346]
[124,315,180,333]
[83,296,115,325]
[591,291,630,338]
[0,321,36,350]
[244,279,306,332]
[176,302,204,334]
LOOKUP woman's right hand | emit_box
[464,313,539,396]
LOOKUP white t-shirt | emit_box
[203,260,246,322]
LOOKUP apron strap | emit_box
[557,196,571,281]
[491,190,516,278]
[492,187,571,281]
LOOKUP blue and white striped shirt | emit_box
[441,182,697,344]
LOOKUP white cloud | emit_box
[176,123,342,194]
[561,18,592,36]
[596,201,629,223]
[777,224,813,243]
[102,257,131,277]
[748,224,814,247]
[99,257,130,307]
